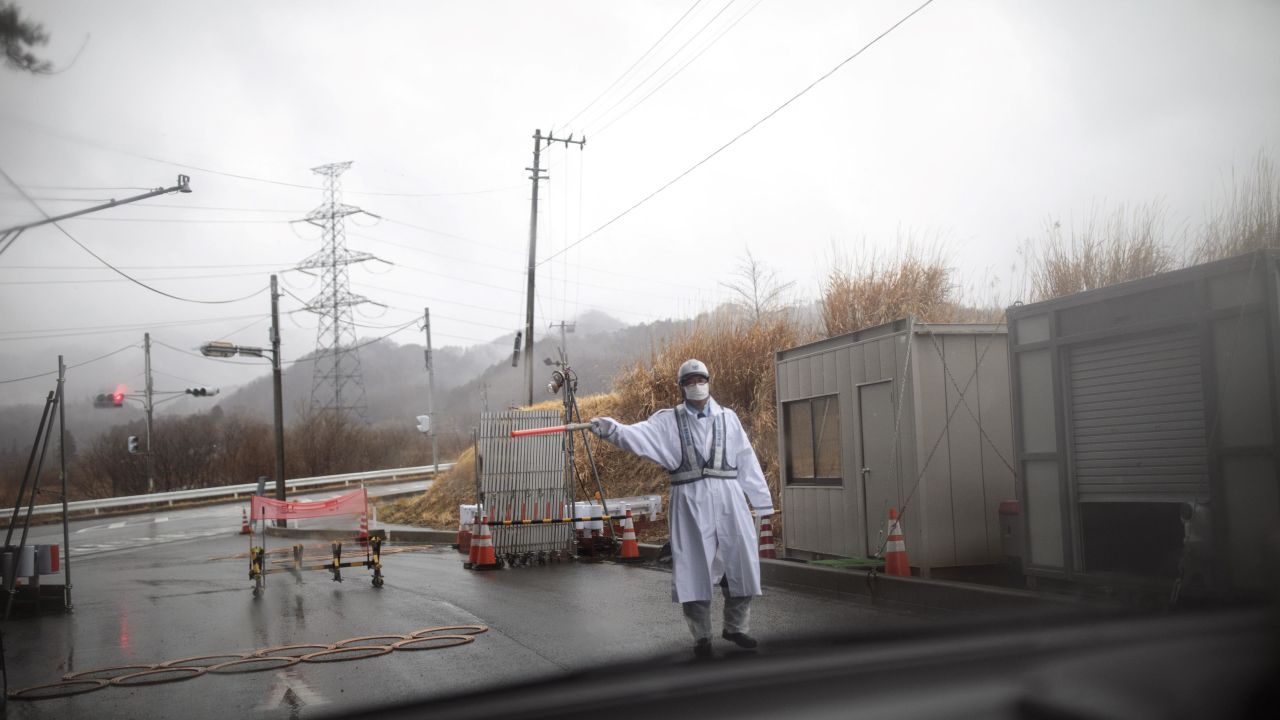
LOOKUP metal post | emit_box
[424,308,438,477]
[58,356,72,610]
[270,275,286,505]
[144,332,155,494]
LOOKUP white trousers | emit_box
[681,584,752,640]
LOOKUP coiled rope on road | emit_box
[7,624,489,702]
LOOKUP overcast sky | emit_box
[2,0,1278,408]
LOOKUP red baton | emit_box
[509,422,593,438]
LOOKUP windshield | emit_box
[0,1,1277,717]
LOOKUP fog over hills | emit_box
[0,310,696,450]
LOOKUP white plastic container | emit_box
[573,502,604,532]
[459,504,479,528]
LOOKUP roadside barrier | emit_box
[8,624,488,701]
[250,538,385,595]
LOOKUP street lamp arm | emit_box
[0,175,192,236]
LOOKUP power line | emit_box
[21,185,152,192]
[60,216,291,225]
[0,261,294,271]
[0,269,285,285]
[558,0,705,130]
[0,313,268,337]
[592,0,767,138]
[150,368,215,387]
[1,116,525,198]
[580,0,738,133]
[540,0,937,267]
[0,166,272,305]
[0,343,138,385]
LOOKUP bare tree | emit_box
[719,248,795,321]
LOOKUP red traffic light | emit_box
[112,391,124,406]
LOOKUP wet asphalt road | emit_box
[3,489,941,719]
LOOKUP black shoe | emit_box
[693,638,713,659]
[721,631,758,649]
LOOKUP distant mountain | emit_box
[213,333,514,428]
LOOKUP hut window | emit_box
[785,396,842,485]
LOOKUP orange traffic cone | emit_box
[884,507,910,576]
[239,507,251,535]
[758,516,777,559]
[618,507,641,563]
[471,515,501,571]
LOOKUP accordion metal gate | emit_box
[476,410,574,563]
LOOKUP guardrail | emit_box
[21,463,454,518]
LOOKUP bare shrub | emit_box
[1030,201,1176,300]
[1191,152,1280,264]
[821,243,953,336]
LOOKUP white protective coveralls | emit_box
[595,399,774,609]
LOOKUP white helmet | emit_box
[677,358,710,386]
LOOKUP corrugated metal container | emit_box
[1007,250,1280,593]
[775,318,1015,575]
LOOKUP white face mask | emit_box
[683,382,710,402]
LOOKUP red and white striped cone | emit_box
[471,515,501,571]
[884,507,910,576]
[757,516,777,559]
[618,507,641,563]
[239,506,251,535]
[358,512,369,542]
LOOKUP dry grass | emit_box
[1190,152,1280,264]
[1030,201,1176,300]
[821,244,956,336]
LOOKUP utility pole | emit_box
[144,332,155,494]
[550,321,576,364]
[270,275,286,505]
[423,307,438,478]
[480,382,489,413]
[57,355,72,611]
[524,129,585,406]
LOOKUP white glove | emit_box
[754,507,775,518]
[589,417,615,439]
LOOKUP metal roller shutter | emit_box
[1068,330,1209,502]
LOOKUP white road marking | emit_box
[108,522,127,529]
[154,517,169,523]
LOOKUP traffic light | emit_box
[94,392,124,408]
[186,387,209,397]
[127,435,139,454]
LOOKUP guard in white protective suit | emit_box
[591,359,775,659]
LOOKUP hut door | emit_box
[858,381,897,555]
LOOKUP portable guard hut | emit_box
[1006,250,1280,594]
[775,319,1016,575]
